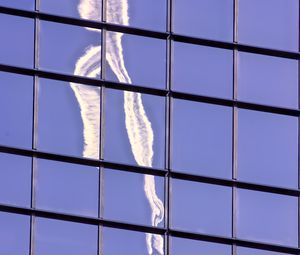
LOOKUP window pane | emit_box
[172,99,232,178]
[0,71,33,148]
[171,179,232,236]
[103,227,164,255]
[34,217,98,255]
[171,237,231,255]
[238,109,298,188]
[0,14,34,67]
[0,153,31,207]
[104,89,165,168]
[0,0,34,10]
[103,168,164,227]
[106,0,166,31]
[37,78,100,159]
[105,32,166,89]
[238,0,299,51]
[39,20,101,77]
[173,42,233,98]
[237,189,298,246]
[35,159,99,217]
[174,0,233,41]
[0,212,30,255]
[40,0,101,21]
[238,247,292,255]
[238,52,298,108]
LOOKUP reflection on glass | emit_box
[174,0,233,41]
[172,99,232,178]
[0,71,33,148]
[237,247,290,255]
[171,179,232,236]
[238,0,299,51]
[34,217,98,255]
[0,14,34,67]
[0,153,31,207]
[106,0,167,31]
[171,237,231,255]
[238,52,298,108]
[35,159,99,217]
[0,212,30,255]
[0,0,34,10]
[238,109,298,188]
[173,42,233,98]
[237,189,298,246]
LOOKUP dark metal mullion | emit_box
[298,2,300,249]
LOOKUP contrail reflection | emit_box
[70,0,164,254]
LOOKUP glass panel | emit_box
[238,52,298,108]
[0,14,34,67]
[35,159,99,217]
[171,237,231,255]
[173,0,233,41]
[103,227,164,255]
[173,42,233,98]
[171,179,232,236]
[34,217,98,255]
[39,20,101,77]
[172,99,232,179]
[238,0,299,51]
[104,89,165,168]
[0,71,33,148]
[237,189,298,246]
[238,247,291,255]
[106,0,167,31]
[0,0,34,10]
[0,153,31,207]
[37,78,100,159]
[105,32,166,89]
[238,109,298,188]
[40,0,101,21]
[0,212,30,255]
[103,168,164,227]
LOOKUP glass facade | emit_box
[0,1,299,255]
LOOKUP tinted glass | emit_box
[173,42,233,98]
[0,212,30,255]
[0,153,31,207]
[106,0,167,31]
[0,71,33,148]
[238,52,298,108]
[237,247,291,255]
[238,0,299,51]
[34,217,98,255]
[0,0,34,10]
[103,168,164,227]
[37,78,100,159]
[39,20,101,77]
[174,0,233,41]
[171,179,232,236]
[238,109,298,188]
[106,32,166,89]
[172,99,232,178]
[237,189,298,246]
[0,14,34,67]
[104,89,165,168]
[35,159,99,217]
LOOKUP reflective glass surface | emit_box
[171,179,232,236]
[105,32,166,89]
[238,0,299,51]
[104,89,165,168]
[0,71,33,148]
[34,217,98,255]
[37,78,100,159]
[0,153,31,207]
[237,189,298,246]
[174,0,233,41]
[35,159,99,217]
[237,247,290,255]
[173,42,233,98]
[0,0,34,10]
[172,99,232,178]
[238,52,298,108]
[0,14,34,67]
[238,109,298,188]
